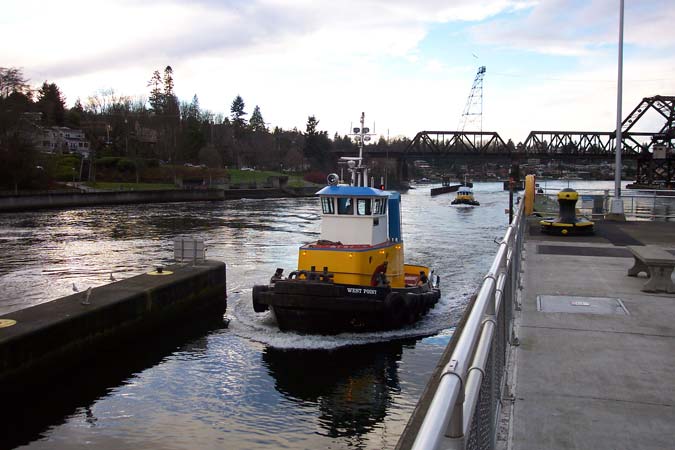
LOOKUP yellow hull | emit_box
[298,241,420,288]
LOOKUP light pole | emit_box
[610,0,625,217]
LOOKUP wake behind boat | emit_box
[251,113,441,334]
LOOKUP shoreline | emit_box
[0,186,319,212]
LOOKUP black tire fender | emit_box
[384,292,406,328]
[405,293,422,316]
[252,285,270,312]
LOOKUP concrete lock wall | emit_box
[0,260,226,388]
[0,190,226,212]
[0,187,319,212]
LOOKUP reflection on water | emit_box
[0,182,548,449]
[0,316,228,450]
[263,341,406,440]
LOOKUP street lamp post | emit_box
[610,0,626,217]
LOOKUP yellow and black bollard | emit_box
[540,188,594,235]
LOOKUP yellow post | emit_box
[524,174,536,216]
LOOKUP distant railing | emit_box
[409,201,525,450]
[536,188,675,221]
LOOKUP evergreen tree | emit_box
[304,115,331,170]
[147,70,163,113]
[230,95,247,140]
[0,91,33,134]
[164,66,180,117]
[66,101,83,128]
[163,66,175,97]
[188,94,200,119]
[249,105,266,132]
[36,82,66,126]
[305,115,318,136]
[163,66,179,118]
[0,132,39,193]
[230,95,246,124]
[73,98,84,112]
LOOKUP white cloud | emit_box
[2,0,673,141]
[470,0,675,56]
[485,55,675,142]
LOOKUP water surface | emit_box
[0,182,612,449]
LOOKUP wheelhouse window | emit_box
[373,198,387,215]
[357,198,371,215]
[337,197,354,215]
[321,197,335,214]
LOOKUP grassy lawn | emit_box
[86,182,177,191]
[227,169,317,187]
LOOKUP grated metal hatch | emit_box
[537,295,629,315]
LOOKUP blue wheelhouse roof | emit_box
[315,186,390,197]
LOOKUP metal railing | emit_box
[536,188,675,221]
[411,201,525,450]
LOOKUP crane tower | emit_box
[458,66,486,132]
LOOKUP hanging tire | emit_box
[252,285,270,312]
[384,292,406,328]
[405,293,421,323]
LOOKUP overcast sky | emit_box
[2,0,674,142]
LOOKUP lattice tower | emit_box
[459,66,486,132]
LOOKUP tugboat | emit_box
[451,186,480,206]
[252,113,441,334]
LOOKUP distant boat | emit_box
[451,186,480,206]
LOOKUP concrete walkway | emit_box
[505,220,675,450]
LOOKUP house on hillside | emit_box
[35,126,91,158]
[18,113,90,158]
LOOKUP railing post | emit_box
[447,394,465,446]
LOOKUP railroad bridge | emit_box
[333,95,674,185]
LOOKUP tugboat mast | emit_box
[345,112,374,187]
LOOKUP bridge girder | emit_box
[522,131,646,157]
[405,131,508,154]
[331,95,673,163]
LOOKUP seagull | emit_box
[72,283,79,292]
[109,272,116,281]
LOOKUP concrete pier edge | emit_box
[0,260,227,389]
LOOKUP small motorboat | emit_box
[451,186,480,206]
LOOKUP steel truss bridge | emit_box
[397,95,674,160]
[332,95,674,184]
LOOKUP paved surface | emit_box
[505,219,675,450]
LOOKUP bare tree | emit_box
[0,67,30,98]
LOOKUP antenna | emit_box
[458,66,486,133]
[345,112,376,186]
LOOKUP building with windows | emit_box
[34,126,91,158]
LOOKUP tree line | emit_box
[0,66,411,191]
